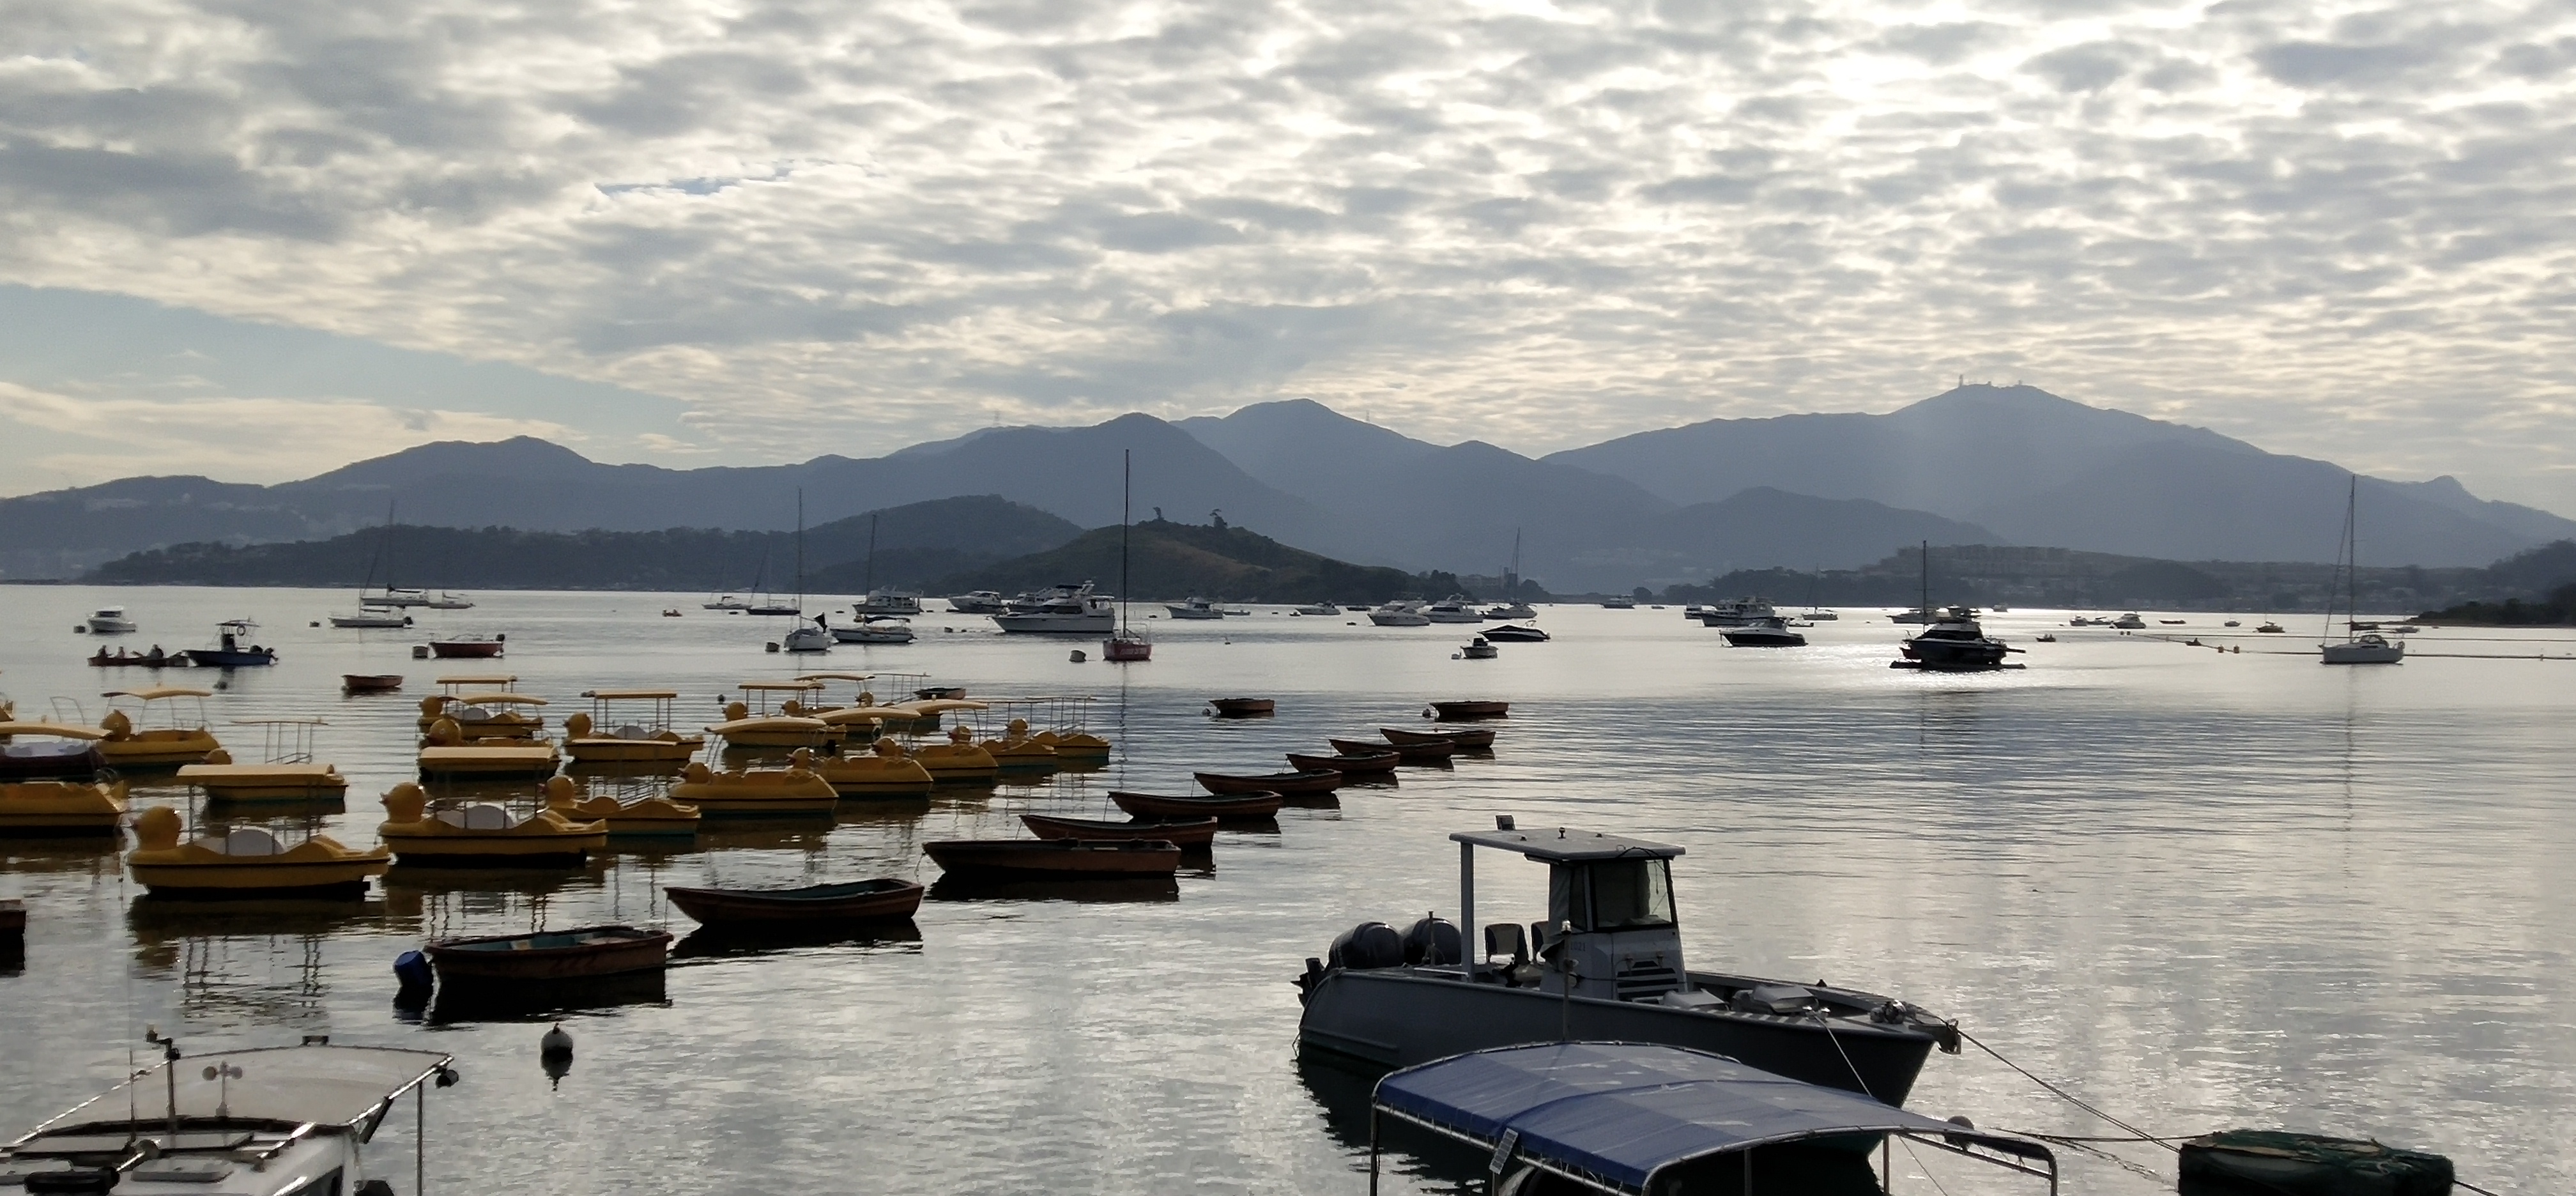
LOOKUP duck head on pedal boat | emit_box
[1293,821,1959,1105]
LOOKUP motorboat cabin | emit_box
[1295,822,1960,1106]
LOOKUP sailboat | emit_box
[2320,477,2403,665]
[1482,530,1536,619]
[744,548,801,616]
[1894,541,2012,671]
[331,503,411,628]
[781,492,834,653]
[854,514,924,616]
[1105,450,1152,661]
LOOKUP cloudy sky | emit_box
[3,0,2573,510]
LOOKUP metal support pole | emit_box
[415,1085,424,1195]
[1459,843,1475,980]
[1367,1109,1381,1196]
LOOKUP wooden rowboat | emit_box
[1428,700,1509,720]
[341,674,404,693]
[1383,726,1496,748]
[1207,698,1276,717]
[1330,736,1454,762]
[424,924,670,983]
[1022,813,1218,847]
[1287,750,1399,774]
[665,878,923,925]
[1196,769,1341,796]
[1108,789,1284,820]
[923,838,1182,877]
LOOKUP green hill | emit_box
[84,496,1079,591]
[931,518,1434,602]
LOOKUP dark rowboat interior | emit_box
[1195,769,1341,796]
[1330,737,1454,761]
[1429,700,1509,720]
[1108,789,1284,820]
[923,838,1183,877]
[665,879,924,924]
[1286,751,1399,774]
[1022,813,1220,846]
[1207,698,1276,717]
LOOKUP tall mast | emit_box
[795,489,806,613]
[1920,540,1930,620]
[1120,450,1132,633]
[866,513,878,595]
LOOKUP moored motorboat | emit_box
[1427,700,1509,720]
[1293,602,1341,616]
[830,615,917,644]
[1294,822,1961,1102]
[1334,735,1455,762]
[424,924,670,982]
[1165,597,1226,620]
[329,610,410,629]
[923,838,1183,877]
[1384,725,1494,749]
[1719,617,1807,647]
[181,619,276,667]
[1423,594,1486,624]
[1480,624,1549,643]
[1196,769,1340,796]
[1286,750,1399,774]
[85,606,137,634]
[426,632,505,659]
[125,806,390,898]
[1694,596,1778,627]
[992,581,1117,633]
[666,878,924,924]
[1457,636,1498,659]
[1207,697,1275,717]
[1367,600,1431,627]
[944,590,1007,614]
[376,783,607,866]
[1109,789,1284,820]
[1896,608,2015,671]
[1020,813,1219,847]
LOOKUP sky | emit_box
[2,0,2573,512]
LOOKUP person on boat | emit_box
[145,645,166,663]
[220,631,239,652]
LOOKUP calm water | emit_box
[3,588,2572,1194]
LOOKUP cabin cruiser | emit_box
[991,583,1115,634]
[1802,607,1837,620]
[1292,602,1340,617]
[1459,636,1499,659]
[832,615,917,645]
[1367,600,1431,627]
[2110,612,2147,629]
[422,592,474,610]
[855,590,924,617]
[1888,607,1931,625]
[86,607,137,634]
[1482,600,1536,620]
[1294,822,1959,1103]
[1896,608,2014,671]
[1598,596,1636,610]
[1,1038,460,1196]
[1165,597,1225,620]
[1423,595,1487,624]
[361,586,431,608]
[1719,616,1806,647]
[944,591,1007,614]
[1694,597,1777,627]
[1482,624,1550,643]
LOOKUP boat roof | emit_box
[435,673,516,686]
[1449,827,1684,862]
[454,693,547,706]
[102,687,213,701]
[707,716,827,734]
[581,689,678,700]
[737,680,825,691]
[0,721,107,740]
[29,1045,454,1138]
[900,698,988,714]
[794,672,875,683]
[818,706,920,724]
[1374,1043,2051,1193]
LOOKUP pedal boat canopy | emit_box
[1367,1042,2057,1195]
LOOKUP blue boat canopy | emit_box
[1370,1042,2055,1194]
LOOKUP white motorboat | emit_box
[1367,600,1431,627]
[1721,617,1807,647]
[832,615,917,644]
[2110,612,2147,629]
[1694,597,1777,627]
[1482,601,1536,619]
[944,591,1006,614]
[1599,597,1636,610]
[329,610,410,629]
[1803,608,1837,621]
[1423,594,1486,624]
[783,618,834,653]
[774,491,831,651]
[364,586,431,607]
[1165,597,1226,620]
[992,582,1116,634]
[1457,636,1498,659]
[1292,602,1341,616]
[3,1037,460,1195]
[703,594,752,611]
[423,592,474,610]
[854,591,923,617]
[86,607,137,634]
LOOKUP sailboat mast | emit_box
[1120,450,1132,633]
[1920,540,1929,620]
[795,489,806,612]
[866,514,878,595]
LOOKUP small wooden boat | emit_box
[427,634,505,659]
[1331,735,1454,762]
[1384,725,1495,749]
[424,924,670,982]
[924,838,1182,877]
[665,878,924,925]
[342,673,404,693]
[1196,769,1341,796]
[1109,789,1284,820]
[1286,750,1399,774]
[1427,700,1509,720]
[1021,813,1218,847]
[1207,697,1275,717]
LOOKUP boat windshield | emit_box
[1551,857,1675,931]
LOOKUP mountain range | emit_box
[11,385,2573,587]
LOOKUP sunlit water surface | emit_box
[3,588,2571,1193]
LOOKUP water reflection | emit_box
[670,919,923,960]
[424,970,671,1025]
[924,875,1183,904]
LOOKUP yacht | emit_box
[1802,608,1837,621]
[1294,822,1961,1102]
[86,607,137,634]
[2110,612,2147,629]
[1889,607,1931,625]
[855,590,924,617]
[1482,601,1536,620]
[1896,607,2013,671]
[328,610,410,629]
[703,594,752,611]
[1598,596,1636,610]
[2319,477,2404,665]
[1482,624,1550,642]
[422,592,474,610]
[1367,600,1431,627]
[1423,594,1486,624]
[1292,602,1341,617]
[1,1038,461,1195]
[1694,597,1777,627]
[944,591,1007,614]
[992,582,1116,634]
[832,615,917,644]
[364,586,432,608]
[1720,617,1806,647]
[1165,597,1225,620]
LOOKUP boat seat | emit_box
[197,828,284,856]
[454,705,493,721]
[434,804,514,829]
[1484,923,1528,967]
[615,724,653,739]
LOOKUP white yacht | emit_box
[832,615,917,644]
[992,582,1116,633]
[1292,602,1341,617]
[86,607,137,634]
[1482,601,1536,619]
[362,586,431,608]
[855,590,923,617]
[1367,600,1431,627]
[2319,477,2404,665]
[1423,595,1486,624]
[328,610,409,629]
[2110,612,2147,629]
[1694,597,1777,627]
[422,592,474,610]
[944,591,1006,614]
[3,1038,459,1196]
[1165,597,1225,620]
[783,614,834,652]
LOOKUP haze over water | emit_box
[4,588,2572,1193]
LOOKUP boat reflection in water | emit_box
[417,968,671,1025]
[673,919,924,961]
[926,874,1181,904]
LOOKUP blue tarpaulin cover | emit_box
[1374,1042,1989,1192]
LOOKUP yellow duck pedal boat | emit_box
[562,705,703,764]
[1033,729,1112,760]
[987,719,1060,771]
[0,777,130,836]
[95,688,223,767]
[811,740,936,799]
[178,749,349,802]
[911,725,1000,781]
[414,692,547,740]
[418,717,562,778]
[542,776,700,836]
[376,782,606,866]
[125,806,388,898]
[669,752,840,816]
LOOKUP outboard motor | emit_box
[1327,922,1405,970]
[1401,915,1462,966]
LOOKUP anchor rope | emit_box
[1959,1027,2177,1149]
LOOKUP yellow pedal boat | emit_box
[706,714,834,751]
[811,740,936,799]
[669,755,839,816]
[125,805,388,898]
[542,776,700,836]
[564,691,703,763]
[174,719,348,801]
[986,719,1060,771]
[376,782,606,866]
[911,724,1000,781]
[0,776,130,836]
[95,687,223,767]
[418,717,562,778]
[415,691,548,741]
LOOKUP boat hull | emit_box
[1102,638,1153,661]
[1286,751,1399,774]
[1021,814,1219,847]
[1427,701,1509,720]
[1110,790,1282,820]
[176,763,348,802]
[1722,629,1807,647]
[128,857,388,897]
[924,839,1182,877]
[183,649,275,667]
[0,780,129,836]
[416,746,562,778]
[1196,770,1339,796]
[1208,698,1275,717]
[565,737,702,763]
[1331,737,1453,762]
[1298,969,1937,1105]
[427,641,505,659]
[812,755,937,798]
[670,775,841,816]
[992,613,1114,634]
[425,925,671,982]
[666,880,924,924]
[341,675,404,693]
